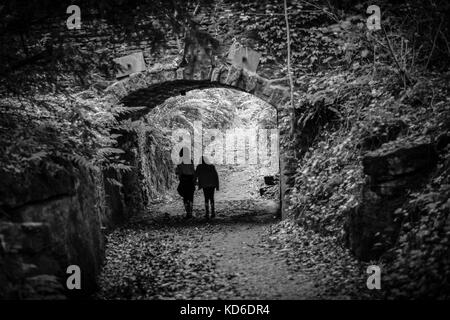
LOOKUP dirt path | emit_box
[97,200,317,299]
[97,165,317,299]
[190,216,315,299]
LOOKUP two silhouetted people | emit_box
[175,148,219,219]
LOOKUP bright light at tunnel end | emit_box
[171,121,279,171]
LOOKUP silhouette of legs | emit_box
[210,200,215,218]
[203,187,215,219]
[183,189,194,218]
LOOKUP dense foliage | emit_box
[221,0,450,76]
[0,0,209,180]
[0,0,449,299]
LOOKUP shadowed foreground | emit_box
[96,199,319,299]
[97,164,318,299]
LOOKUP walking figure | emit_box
[175,147,196,218]
[195,156,219,219]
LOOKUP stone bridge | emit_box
[102,33,292,218]
[103,60,290,115]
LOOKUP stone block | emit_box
[363,142,437,182]
[224,65,242,86]
[105,81,127,101]
[253,78,270,97]
[162,70,176,82]
[142,71,157,85]
[113,52,146,79]
[268,86,289,107]
[125,72,146,91]
[210,66,224,82]
[346,141,438,260]
[176,68,186,80]
[242,72,258,93]
[193,70,203,80]
[104,93,119,105]
[0,160,76,210]
[23,275,66,300]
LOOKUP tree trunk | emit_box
[283,0,296,137]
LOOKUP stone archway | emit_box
[104,64,289,112]
[103,43,292,219]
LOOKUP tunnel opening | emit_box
[113,83,282,223]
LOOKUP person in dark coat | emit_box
[175,147,196,218]
[195,156,219,219]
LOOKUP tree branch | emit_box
[425,18,444,69]
[382,26,413,86]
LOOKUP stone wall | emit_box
[29,17,181,72]
[0,135,174,299]
[0,159,106,299]
[345,142,438,261]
